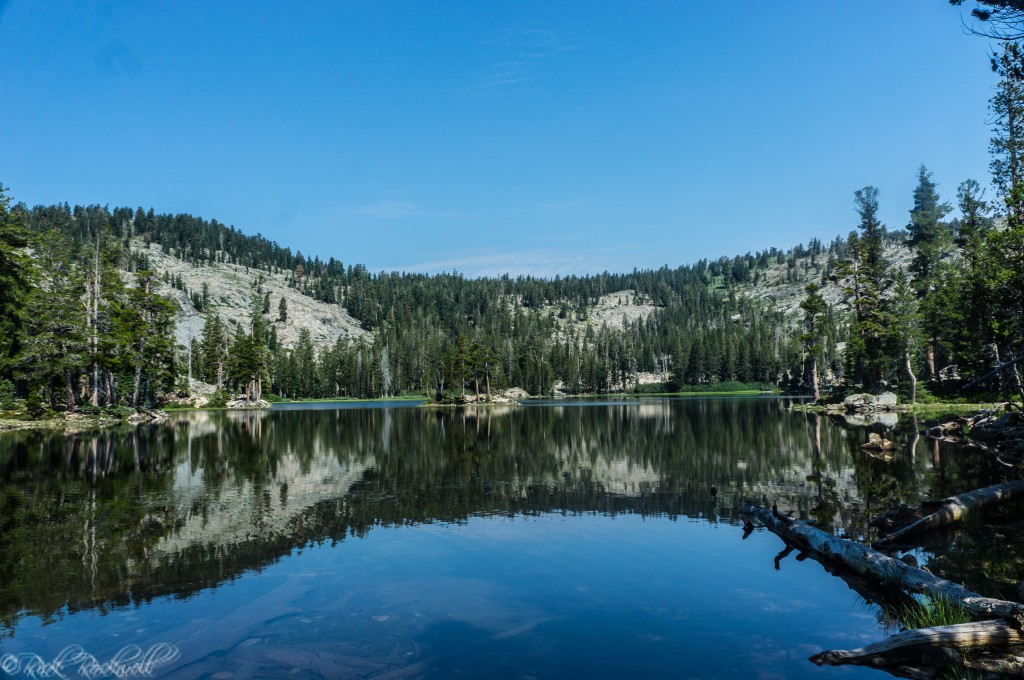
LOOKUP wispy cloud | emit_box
[353,200,468,220]
[392,246,638,278]
[481,60,533,87]
[486,27,579,54]
[540,197,593,211]
[478,26,581,90]
[353,200,423,219]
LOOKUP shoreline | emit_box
[790,401,1005,415]
[0,409,166,434]
[5,394,1013,434]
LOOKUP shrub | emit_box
[25,389,45,417]
[632,382,668,394]
[103,405,137,418]
[0,380,15,410]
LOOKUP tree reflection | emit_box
[0,399,997,636]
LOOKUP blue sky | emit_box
[0,1,1000,277]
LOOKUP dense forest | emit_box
[1,36,1023,411]
[0,191,816,406]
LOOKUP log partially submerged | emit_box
[742,503,1024,625]
[875,479,1024,546]
[745,502,1024,676]
[809,619,1024,669]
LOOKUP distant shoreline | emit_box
[8,393,1005,434]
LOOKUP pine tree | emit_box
[905,165,952,380]
[799,283,827,401]
[84,231,127,406]
[17,230,87,411]
[889,271,922,403]
[990,42,1024,367]
[950,179,997,378]
[189,337,203,381]
[991,43,1024,230]
[0,185,32,380]
[200,314,228,387]
[248,298,270,399]
[118,269,178,406]
[226,322,253,397]
[837,187,891,389]
[294,328,316,397]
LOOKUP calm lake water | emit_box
[0,398,1004,679]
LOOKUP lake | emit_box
[0,398,1001,679]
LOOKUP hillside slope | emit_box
[141,233,917,353]
[137,240,369,349]
[736,241,914,319]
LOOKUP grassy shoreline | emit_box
[0,410,163,433]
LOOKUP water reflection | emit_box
[0,399,1000,638]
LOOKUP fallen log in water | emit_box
[741,503,1024,625]
[875,480,1024,546]
[809,619,1024,670]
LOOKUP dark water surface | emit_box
[269,399,427,411]
[0,398,1003,679]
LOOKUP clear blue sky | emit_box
[0,1,1000,277]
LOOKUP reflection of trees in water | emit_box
[0,401,997,635]
[0,426,178,635]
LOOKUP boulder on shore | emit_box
[226,396,271,409]
[503,387,530,400]
[128,408,166,424]
[843,392,898,413]
[460,393,520,406]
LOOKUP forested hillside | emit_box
[3,32,1024,410]
[0,192,813,404]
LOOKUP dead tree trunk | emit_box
[89,235,102,407]
[132,364,144,407]
[926,342,936,384]
[106,369,117,406]
[809,619,1024,671]
[875,479,1024,546]
[63,367,76,412]
[742,503,1024,625]
[905,348,917,405]
[810,355,820,402]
